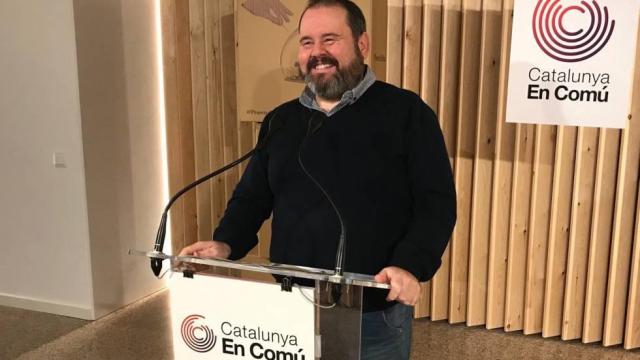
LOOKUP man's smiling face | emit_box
[297,5,368,100]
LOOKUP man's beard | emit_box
[305,50,365,101]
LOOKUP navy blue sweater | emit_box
[213,81,456,311]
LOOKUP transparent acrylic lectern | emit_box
[130,250,389,360]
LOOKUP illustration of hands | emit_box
[241,0,293,26]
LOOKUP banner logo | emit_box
[181,314,217,353]
[532,0,615,62]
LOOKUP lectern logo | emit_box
[532,0,616,62]
[181,314,217,353]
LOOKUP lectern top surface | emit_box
[129,249,390,289]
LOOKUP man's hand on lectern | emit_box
[175,241,232,273]
[179,241,232,259]
[374,266,421,306]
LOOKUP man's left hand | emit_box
[374,266,421,306]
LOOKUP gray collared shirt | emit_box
[298,66,376,117]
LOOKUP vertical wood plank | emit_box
[451,0,481,326]
[220,0,239,203]
[189,0,213,242]
[235,118,255,281]
[176,0,198,245]
[467,0,502,327]
[582,128,620,343]
[504,123,535,332]
[420,0,448,321]
[437,0,463,324]
[386,0,404,87]
[253,121,272,259]
[161,0,188,254]
[370,0,388,81]
[562,127,599,340]
[258,218,273,259]
[603,35,640,346]
[238,123,254,175]
[437,0,460,225]
[178,1,200,243]
[542,126,577,338]
[625,189,640,350]
[402,0,422,93]
[523,125,556,335]
[204,0,227,225]
[420,0,441,105]
[624,33,640,351]
[402,0,432,318]
[486,0,515,330]
[605,121,640,346]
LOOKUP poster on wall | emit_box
[506,0,640,129]
[236,0,371,123]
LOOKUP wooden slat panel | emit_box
[603,36,640,346]
[237,120,256,256]
[624,36,640,350]
[370,0,388,80]
[437,0,463,324]
[162,0,187,254]
[467,0,502,327]
[176,0,198,245]
[419,0,441,105]
[401,0,431,319]
[258,217,273,259]
[486,0,515,330]
[582,128,620,343]
[402,0,422,93]
[625,190,640,349]
[420,0,448,321]
[504,123,535,332]
[220,0,238,203]
[523,125,556,335]
[254,121,272,259]
[542,126,577,338]
[562,128,599,340]
[386,0,404,87]
[204,0,227,225]
[437,0,461,159]
[189,0,213,242]
[452,0,480,326]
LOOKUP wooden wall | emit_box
[387,0,640,351]
[160,0,640,351]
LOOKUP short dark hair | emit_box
[299,0,367,38]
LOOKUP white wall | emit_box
[73,0,167,318]
[0,0,167,320]
[0,0,94,318]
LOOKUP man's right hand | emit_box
[178,241,231,259]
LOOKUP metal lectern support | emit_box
[314,280,363,359]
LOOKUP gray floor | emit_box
[2,290,639,359]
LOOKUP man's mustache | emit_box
[307,55,339,73]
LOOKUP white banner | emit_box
[169,274,315,359]
[506,0,640,128]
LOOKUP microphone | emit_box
[150,110,282,276]
[297,111,347,280]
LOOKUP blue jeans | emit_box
[361,303,413,360]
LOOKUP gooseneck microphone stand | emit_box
[150,111,282,277]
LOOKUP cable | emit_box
[297,111,348,278]
[295,284,336,309]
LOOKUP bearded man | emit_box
[179,1,456,358]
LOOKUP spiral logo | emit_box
[532,0,616,62]
[181,314,217,353]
